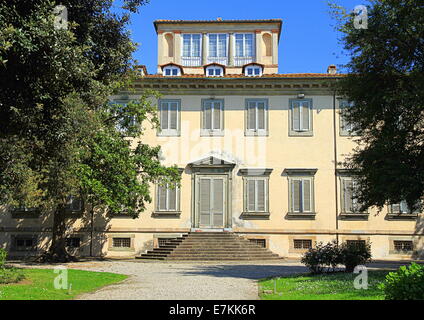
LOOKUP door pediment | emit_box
[189,156,236,168]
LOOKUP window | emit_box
[182,34,201,66]
[158,100,180,136]
[346,240,366,249]
[112,238,131,248]
[245,99,268,136]
[13,236,36,251]
[201,99,224,135]
[249,239,266,248]
[156,183,179,212]
[294,239,312,250]
[163,66,181,76]
[393,240,414,253]
[109,101,137,135]
[240,169,272,218]
[158,238,176,247]
[246,178,268,213]
[66,237,81,248]
[290,99,313,136]
[11,206,40,219]
[206,66,223,77]
[341,178,364,213]
[391,201,419,214]
[290,178,313,213]
[235,33,254,58]
[340,100,356,136]
[245,66,262,77]
[208,34,227,63]
[65,196,83,213]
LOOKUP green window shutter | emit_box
[160,103,169,130]
[343,179,354,213]
[303,179,311,212]
[247,179,256,212]
[256,179,266,212]
[203,101,212,130]
[168,185,177,211]
[200,179,211,226]
[292,101,300,131]
[247,102,256,130]
[169,102,178,130]
[212,102,221,130]
[301,101,310,131]
[292,179,301,212]
[158,185,167,211]
[212,179,224,227]
[257,102,266,130]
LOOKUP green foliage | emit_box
[329,0,424,211]
[0,268,126,299]
[301,241,372,273]
[260,271,389,300]
[0,267,25,285]
[0,0,178,260]
[339,241,372,273]
[0,248,6,269]
[301,241,342,274]
[379,263,424,300]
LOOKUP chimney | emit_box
[327,65,337,75]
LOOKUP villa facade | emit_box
[1,19,422,260]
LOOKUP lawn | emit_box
[0,268,127,300]
[259,270,390,300]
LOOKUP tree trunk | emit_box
[39,206,77,263]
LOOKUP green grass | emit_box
[0,268,128,300]
[259,270,390,300]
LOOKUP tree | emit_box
[0,0,180,262]
[330,0,424,212]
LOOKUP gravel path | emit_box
[11,260,404,300]
[67,260,308,300]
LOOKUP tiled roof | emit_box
[154,19,283,32]
[143,73,344,79]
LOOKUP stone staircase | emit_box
[137,232,281,261]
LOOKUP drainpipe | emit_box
[333,91,340,244]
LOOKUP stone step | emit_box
[138,232,281,261]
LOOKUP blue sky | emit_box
[123,0,362,74]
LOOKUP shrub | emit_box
[0,267,25,284]
[339,241,372,272]
[379,263,424,300]
[0,248,6,269]
[301,241,342,274]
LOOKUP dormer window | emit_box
[204,63,225,77]
[245,65,263,77]
[163,66,181,76]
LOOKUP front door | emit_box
[198,176,226,228]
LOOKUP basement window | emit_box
[346,240,366,249]
[393,240,414,253]
[249,239,266,248]
[293,239,312,250]
[113,238,131,248]
[66,237,81,248]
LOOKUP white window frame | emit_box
[181,33,202,66]
[245,98,268,136]
[201,99,224,136]
[156,183,180,213]
[163,66,181,77]
[205,66,224,77]
[245,66,262,77]
[289,98,313,136]
[158,99,181,137]
[207,33,228,64]
[234,33,255,58]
